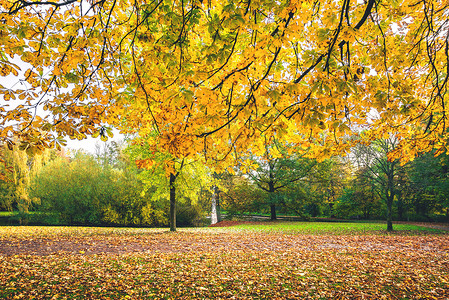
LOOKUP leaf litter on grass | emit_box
[0,225,448,299]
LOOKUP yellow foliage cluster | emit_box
[0,0,448,167]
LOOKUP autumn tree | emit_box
[1,0,448,232]
[1,0,448,169]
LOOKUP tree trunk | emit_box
[268,178,276,220]
[169,173,176,232]
[386,169,394,231]
[216,187,222,223]
[446,207,449,222]
[270,204,276,220]
[211,185,221,224]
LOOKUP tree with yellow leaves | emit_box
[2,0,448,160]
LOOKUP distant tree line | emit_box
[222,137,449,225]
[0,138,448,228]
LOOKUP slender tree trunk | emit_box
[445,208,449,222]
[268,179,276,220]
[270,204,276,220]
[386,169,394,231]
[211,185,221,225]
[169,173,176,232]
[216,187,222,223]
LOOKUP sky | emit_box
[0,55,125,154]
[65,128,124,153]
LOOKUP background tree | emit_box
[0,143,56,217]
[394,164,413,221]
[334,167,384,220]
[129,139,211,231]
[31,151,111,225]
[210,172,224,225]
[244,140,316,220]
[407,151,449,221]
[352,137,405,231]
[219,172,264,218]
[305,157,349,218]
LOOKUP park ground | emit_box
[0,221,448,299]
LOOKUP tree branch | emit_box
[9,0,78,14]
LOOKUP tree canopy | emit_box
[1,0,448,167]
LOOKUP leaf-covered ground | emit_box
[0,223,448,299]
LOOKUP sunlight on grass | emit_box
[0,212,16,217]
[230,221,446,234]
[0,222,445,239]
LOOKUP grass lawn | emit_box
[0,222,448,299]
[0,212,16,217]
[231,221,447,234]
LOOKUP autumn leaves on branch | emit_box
[0,0,448,169]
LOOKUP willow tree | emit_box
[1,0,448,229]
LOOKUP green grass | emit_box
[231,221,447,234]
[0,211,17,217]
[0,211,44,217]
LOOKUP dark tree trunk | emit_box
[270,204,276,220]
[268,177,276,220]
[386,167,394,231]
[169,173,176,232]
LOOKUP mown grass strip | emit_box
[231,221,447,234]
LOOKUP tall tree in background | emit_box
[306,157,349,217]
[245,140,316,220]
[210,172,224,225]
[353,137,404,231]
[335,166,383,220]
[130,138,211,231]
[0,0,448,171]
[408,151,449,221]
[131,142,185,231]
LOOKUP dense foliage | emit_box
[1,0,448,173]
[1,143,208,227]
[1,138,448,227]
